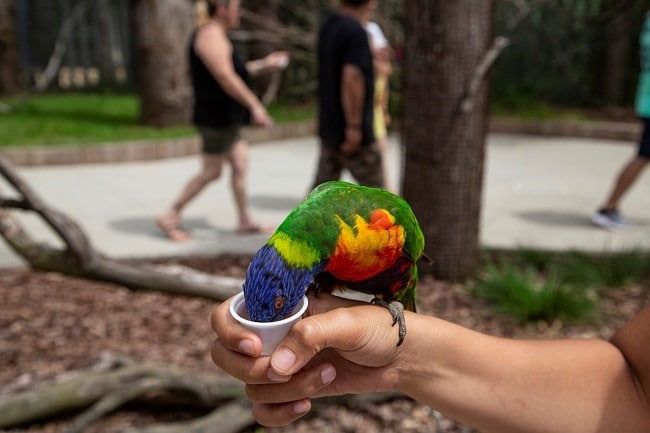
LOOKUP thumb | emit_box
[268,305,359,376]
[269,298,398,376]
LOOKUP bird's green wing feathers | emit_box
[274,180,424,262]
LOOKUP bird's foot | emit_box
[371,298,406,346]
[307,281,322,298]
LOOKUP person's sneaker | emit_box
[590,208,630,229]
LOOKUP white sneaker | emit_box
[591,209,630,229]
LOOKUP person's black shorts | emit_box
[639,117,650,159]
[197,125,242,155]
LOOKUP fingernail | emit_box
[238,339,255,356]
[294,399,310,415]
[320,365,336,384]
[271,348,296,373]
[267,368,290,382]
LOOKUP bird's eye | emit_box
[274,296,286,311]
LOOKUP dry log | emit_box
[0,157,243,300]
[0,361,245,430]
[0,355,401,433]
[121,401,254,433]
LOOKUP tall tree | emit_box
[402,1,494,280]
[602,0,634,105]
[0,0,22,94]
[130,0,193,127]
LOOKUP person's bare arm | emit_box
[610,305,650,404]
[246,51,290,77]
[340,64,365,153]
[195,24,271,127]
[211,294,650,432]
[396,311,650,433]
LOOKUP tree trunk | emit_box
[0,0,23,94]
[402,1,494,280]
[602,0,634,105]
[130,0,193,127]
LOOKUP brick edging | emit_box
[489,118,641,142]
[0,118,639,167]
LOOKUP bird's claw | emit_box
[371,298,406,346]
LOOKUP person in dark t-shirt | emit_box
[312,0,383,189]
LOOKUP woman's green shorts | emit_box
[197,125,242,155]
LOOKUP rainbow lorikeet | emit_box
[243,180,426,346]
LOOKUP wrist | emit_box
[250,100,264,112]
[393,312,443,396]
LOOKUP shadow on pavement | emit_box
[517,210,598,228]
[109,216,218,239]
[249,194,303,211]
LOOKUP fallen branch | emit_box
[0,354,403,433]
[0,157,243,300]
[0,361,245,430]
[121,401,254,433]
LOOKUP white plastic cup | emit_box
[229,291,308,356]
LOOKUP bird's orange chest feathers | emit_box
[325,209,405,282]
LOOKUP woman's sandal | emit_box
[156,216,191,242]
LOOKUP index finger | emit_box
[210,295,263,356]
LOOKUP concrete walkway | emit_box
[1,132,649,269]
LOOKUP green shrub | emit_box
[542,250,650,291]
[594,250,650,288]
[545,252,604,289]
[473,249,650,324]
[471,263,597,323]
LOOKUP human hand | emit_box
[250,104,273,128]
[210,292,404,426]
[265,51,290,70]
[373,46,392,62]
[340,126,362,154]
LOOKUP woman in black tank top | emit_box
[156,0,290,241]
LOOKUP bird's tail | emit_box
[401,267,418,313]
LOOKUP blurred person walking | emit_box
[312,0,383,189]
[367,19,394,192]
[157,0,289,241]
[592,12,650,229]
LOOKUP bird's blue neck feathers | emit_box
[243,245,324,322]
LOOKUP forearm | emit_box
[341,64,364,127]
[396,312,650,433]
[246,58,269,77]
[218,73,264,112]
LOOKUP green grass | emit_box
[490,99,591,121]
[267,99,316,123]
[1,92,626,148]
[471,263,598,323]
[0,93,315,148]
[472,249,650,324]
